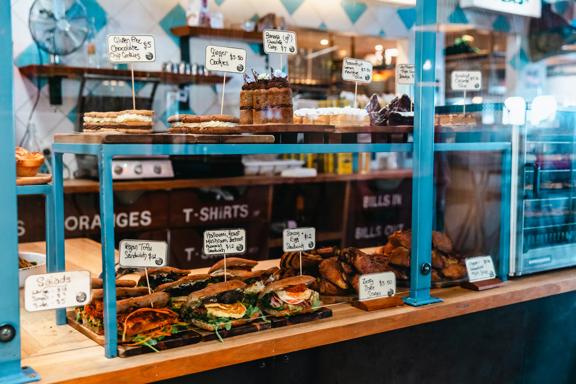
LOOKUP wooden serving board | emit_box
[66,312,202,358]
[194,319,271,342]
[269,307,333,328]
[54,133,275,144]
[320,294,355,304]
[16,173,52,185]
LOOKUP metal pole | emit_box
[52,153,67,325]
[404,0,442,307]
[0,1,40,382]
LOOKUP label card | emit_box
[342,58,373,83]
[107,35,156,63]
[205,45,247,74]
[396,64,415,85]
[451,71,482,91]
[119,240,168,268]
[465,256,496,283]
[203,229,246,256]
[25,271,91,312]
[358,272,396,301]
[282,227,316,252]
[263,30,297,55]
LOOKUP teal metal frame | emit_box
[0,0,514,378]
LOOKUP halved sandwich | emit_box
[258,275,321,317]
[235,267,280,305]
[208,257,258,279]
[154,274,212,311]
[137,267,190,289]
[91,278,137,289]
[74,287,151,334]
[181,280,261,332]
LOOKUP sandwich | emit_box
[137,267,190,289]
[154,274,212,311]
[168,114,239,134]
[74,287,150,334]
[258,275,321,317]
[208,257,258,278]
[83,110,154,133]
[91,278,136,289]
[233,267,280,305]
[181,280,261,332]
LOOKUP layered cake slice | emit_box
[168,114,239,133]
[83,110,154,133]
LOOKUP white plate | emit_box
[19,252,46,288]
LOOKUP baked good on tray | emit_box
[293,107,369,127]
[15,147,44,177]
[168,114,239,133]
[240,69,293,125]
[83,110,154,133]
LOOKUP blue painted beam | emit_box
[404,0,442,307]
[0,1,39,382]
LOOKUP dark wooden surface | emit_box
[461,278,505,291]
[171,26,263,42]
[54,133,275,144]
[269,307,333,328]
[195,320,272,342]
[19,65,227,85]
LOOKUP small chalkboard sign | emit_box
[25,271,91,312]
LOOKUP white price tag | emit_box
[342,58,373,84]
[465,256,496,283]
[205,45,247,74]
[282,228,316,252]
[451,71,482,91]
[263,30,297,55]
[119,240,168,268]
[203,229,246,256]
[358,272,396,301]
[25,271,91,312]
[396,64,415,85]
[107,35,155,63]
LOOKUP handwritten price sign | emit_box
[203,229,246,256]
[358,272,396,301]
[107,35,155,63]
[396,64,415,85]
[465,256,496,283]
[119,240,168,268]
[342,58,373,84]
[25,271,91,312]
[205,45,247,74]
[451,71,482,91]
[263,30,297,55]
[282,227,316,252]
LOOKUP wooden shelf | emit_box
[61,170,413,194]
[19,238,576,383]
[18,64,227,86]
[171,26,263,43]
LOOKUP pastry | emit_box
[318,257,348,290]
[15,147,44,177]
[240,73,256,124]
[83,110,154,133]
[168,114,239,133]
[242,69,293,125]
[432,231,454,254]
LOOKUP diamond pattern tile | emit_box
[340,0,367,24]
[280,0,304,15]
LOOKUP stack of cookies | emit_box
[168,114,239,133]
[82,110,154,133]
[240,69,293,125]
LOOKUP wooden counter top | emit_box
[18,239,576,384]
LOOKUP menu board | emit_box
[107,35,155,63]
[205,45,247,74]
[263,30,297,55]
[203,229,246,255]
[358,272,396,301]
[396,64,415,85]
[342,58,373,83]
[119,239,168,268]
[25,271,91,312]
[451,71,482,91]
[282,227,316,252]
